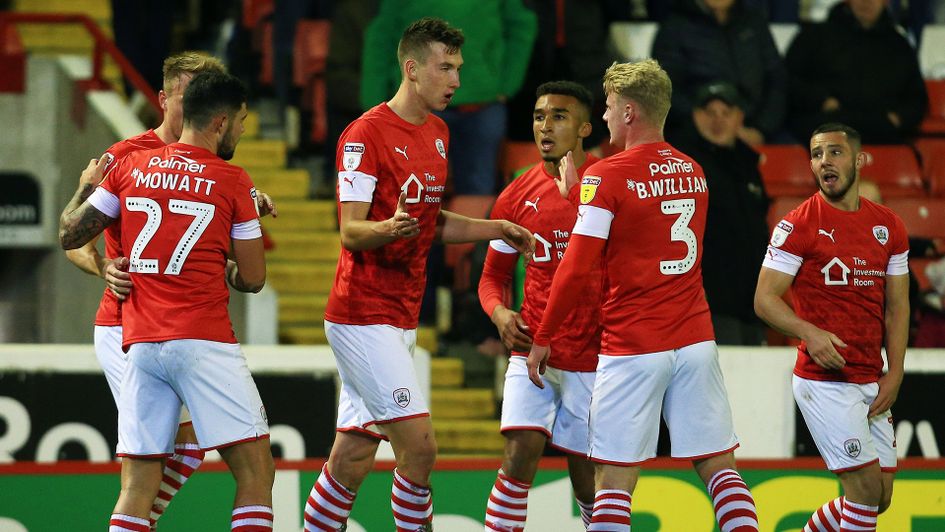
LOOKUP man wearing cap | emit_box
[675,81,771,345]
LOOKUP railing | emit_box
[0,12,160,113]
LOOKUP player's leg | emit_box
[112,342,182,527]
[484,357,558,531]
[171,339,274,530]
[793,377,885,532]
[566,454,595,528]
[586,353,671,531]
[380,416,437,531]
[149,419,205,527]
[218,439,276,530]
[664,341,757,532]
[551,367,597,527]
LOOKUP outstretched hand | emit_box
[105,256,132,300]
[257,191,278,218]
[554,151,579,198]
[500,221,535,263]
[388,192,420,239]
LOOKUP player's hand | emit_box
[79,157,107,187]
[104,256,132,300]
[499,221,535,262]
[554,150,579,198]
[386,192,420,239]
[491,306,532,352]
[802,325,847,370]
[869,369,903,418]
[257,191,278,218]
[526,343,550,388]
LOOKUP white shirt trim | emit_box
[489,239,517,254]
[761,246,803,276]
[232,219,262,240]
[338,171,378,202]
[572,205,613,240]
[88,187,120,218]
[887,250,909,276]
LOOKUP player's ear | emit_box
[854,151,866,169]
[578,121,592,139]
[405,58,418,81]
[158,90,168,112]
[624,102,634,125]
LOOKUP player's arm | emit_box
[228,238,266,293]
[338,192,419,251]
[479,245,532,352]
[869,272,909,417]
[754,266,846,370]
[63,157,111,268]
[436,210,535,261]
[527,234,604,387]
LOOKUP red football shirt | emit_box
[563,142,714,355]
[482,157,602,371]
[94,129,165,326]
[762,193,910,383]
[90,143,261,348]
[325,103,449,329]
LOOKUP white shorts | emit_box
[589,341,739,465]
[116,339,269,457]
[325,321,430,440]
[95,325,193,425]
[500,356,595,455]
[793,375,897,473]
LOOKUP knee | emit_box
[400,436,438,472]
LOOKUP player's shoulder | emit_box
[860,196,904,223]
[106,130,163,158]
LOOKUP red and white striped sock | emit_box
[303,464,356,531]
[805,497,844,532]
[391,468,433,531]
[149,442,205,527]
[587,489,631,531]
[707,469,759,532]
[484,469,530,531]
[839,499,878,532]
[578,499,594,529]
[109,514,150,532]
[231,505,273,531]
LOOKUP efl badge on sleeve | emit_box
[342,143,365,171]
[770,220,794,248]
[435,138,446,159]
[872,225,889,245]
[101,152,116,175]
[580,176,601,205]
[250,187,259,216]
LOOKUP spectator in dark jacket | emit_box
[785,0,928,144]
[675,82,771,345]
[652,0,787,146]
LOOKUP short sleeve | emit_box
[572,163,621,240]
[887,214,910,276]
[336,120,380,202]
[233,170,261,224]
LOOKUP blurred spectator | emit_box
[652,0,787,146]
[272,1,330,122]
[674,82,770,345]
[918,258,945,347]
[111,0,172,95]
[361,1,537,195]
[785,0,928,144]
[506,0,617,150]
[322,0,380,198]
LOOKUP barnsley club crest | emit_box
[435,138,446,159]
[393,388,411,408]
[872,225,889,245]
[843,438,861,458]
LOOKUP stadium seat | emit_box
[919,79,945,136]
[884,198,945,239]
[445,195,496,291]
[756,145,816,197]
[242,0,274,29]
[608,22,658,61]
[859,145,925,198]
[766,195,806,231]
[500,141,539,183]
[919,24,945,79]
[914,138,945,197]
[257,20,273,86]
[292,20,331,143]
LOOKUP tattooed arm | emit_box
[59,182,116,250]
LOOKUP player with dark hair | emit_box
[479,80,601,530]
[303,18,534,532]
[755,123,909,532]
[528,60,758,532]
[60,71,275,531]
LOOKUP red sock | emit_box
[150,442,205,526]
[484,469,530,531]
[805,497,844,532]
[303,464,356,531]
[391,469,432,531]
[109,514,150,532]
[707,469,758,532]
[587,489,631,531]
[231,505,273,531]
[839,499,878,532]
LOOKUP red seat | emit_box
[914,138,945,197]
[444,196,497,291]
[920,79,945,136]
[500,141,539,183]
[293,20,331,143]
[756,145,817,197]
[884,197,945,239]
[766,195,807,231]
[859,145,925,198]
[242,0,274,29]
[257,21,273,86]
